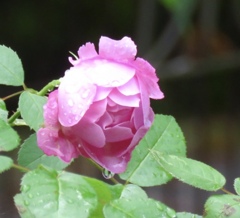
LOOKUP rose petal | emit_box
[93,87,112,101]
[99,36,137,61]
[58,68,97,127]
[71,118,105,148]
[43,90,59,127]
[83,99,107,123]
[104,125,133,142]
[135,58,164,99]
[85,59,135,87]
[108,89,140,107]
[117,77,140,96]
[37,128,78,162]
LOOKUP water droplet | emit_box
[24,200,29,206]
[28,193,33,199]
[68,99,74,107]
[68,118,72,124]
[21,185,30,192]
[67,199,73,204]
[102,168,114,179]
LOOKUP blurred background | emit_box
[1,0,240,217]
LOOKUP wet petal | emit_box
[99,36,137,61]
[85,59,135,87]
[43,90,59,127]
[58,68,97,127]
[37,128,78,162]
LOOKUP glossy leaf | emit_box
[0,155,13,173]
[151,151,226,191]
[234,178,240,196]
[120,114,186,187]
[0,45,24,86]
[18,133,69,170]
[16,166,98,218]
[19,91,47,131]
[0,119,20,151]
[204,194,240,218]
[103,184,176,218]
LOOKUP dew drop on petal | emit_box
[102,168,114,179]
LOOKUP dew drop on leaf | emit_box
[24,200,29,206]
[102,168,114,179]
[21,184,30,192]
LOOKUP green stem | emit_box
[221,187,234,195]
[12,163,30,173]
[2,90,24,101]
[8,110,20,124]
[37,79,60,96]
[7,79,60,125]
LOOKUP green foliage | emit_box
[15,166,98,218]
[18,133,69,170]
[120,114,186,187]
[15,165,123,218]
[234,178,240,195]
[0,119,20,151]
[0,99,8,121]
[0,155,13,173]
[103,184,176,218]
[19,91,47,131]
[204,195,240,218]
[151,151,226,191]
[176,212,202,218]
[0,45,24,86]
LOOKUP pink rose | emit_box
[37,36,164,173]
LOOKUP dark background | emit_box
[1,0,240,217]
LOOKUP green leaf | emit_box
[234,178,240,196]
[103,184,176,218]
[0,155,13,173]
[176,212,202,218]
[0,45,24,86]
[0,99,8,121]
[19,91,47,131]
[14,194,34,218]
[83,177,123,217]
[18,133,69,170]
[120,114,186,187]
[204,194,240,218]
[0,119,20,151]
[16,166,98,218]
[151,151,226,191]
